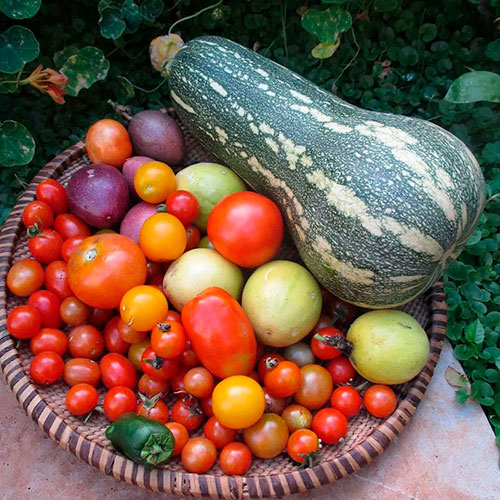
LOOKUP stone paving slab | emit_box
[0,340,498,500]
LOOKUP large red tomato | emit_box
[67,234,147,308]
[207,192,283,268]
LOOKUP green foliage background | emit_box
[1,0,500,453]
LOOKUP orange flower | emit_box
[27,64,69,104]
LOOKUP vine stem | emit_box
[168,0,223,35]
[281,0,289,61]
[487,193,500,204]
[334,27,360,86]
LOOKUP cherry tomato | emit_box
[88,307,114,328]
[311,328,344,360]
[312,314,333,334]
[257,353,285,382]
[171,397,204,431]
[325,294,359,329]
[45,260,72,299]
[22,200,54,229]
[36,179,68,215]
[263,389,286,415]
[68,325,105,360]
[127,338,151,371]
[184,223,201,251]
[151,321,186,359]
[134,161,176,203]
[54,214,91,240]
[137,397,169,424]
[166,190,199,224]
[28,228,63,264]
[220,442,252,475]
[100,353,137,389]
[146,261,165,282]
[103,386,137,421]
[204,416,237,450]
[363,384,397,418]
[207,191,284,268]
[120,285,169,332]
[287,429,319,464]
[181,437,216,474]
[104,316,131,354]
[64,358,100,387]
[65,383,98,416]
[170,366,189,396]
[7,259,44,297]
[30,351,64,385]
[326,356,356,385]
[183,367,214,399]
[139,213,186,262]
[281,404,313,432]
[28,290,61,328]
[331,386,362,419]
[141,347,179,381]
[283,342,315,368]
[61,236,85,262]
[264,360,301,398]
[294,364,333,410]
[243,413,289,459]
[86,118,132,167]
[163,310,181,323]
[165,422,189,456]
[30,328,68,356]
[60,296,89,326]
[181,340,200,368]
[312,408,348,444]
[200,395,214,418]
[138,373,169,397]
[7,305,41,339]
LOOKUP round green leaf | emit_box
[444,71,500,104]
[0,26,40,74]
[99,7,126,39]
[301,6,352,44]
[53,45,79,67]
[121,0,142,26]
[0,0,41,19]
[140,0,163,22]
[485,39,500,62]
[0,121,35,167]
[374,0,400,13]
[399,46,419,66]
[420,23,437,42]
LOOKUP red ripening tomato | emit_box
[28,228,63,264]
[61,236,85,262]
[141,347,179,381]
[22,200,54,229]
[7,305,41,339]
[257,353,285,381]
[263,389,286,415]
[7,258,44,297]
[325,294,359,328]
[184,367,214,399]
[312,408,348,445]
[165,422,189,456]
[66,383,99,416]
[363,385,397,418]
[171,397,204,431]
[151,321,186,359]
[294,364,333,410]
[204,416,237,449]
[164,310,181,323]
[137,396,170,424]
[68,325,105,360]
[207,191,284,268]
[30,328,68,356]
[85,118,132,167]
[220,442,252,475]
[264,360,301,398]
[181,438,217,474]
[311,327,344,360]
[184,223,200,251]
[88,307,114,328]
[60,296,89,326]
[28,290,62,328]
[45,261,73,299]
[64,358,100,387]
[103,386,137,421]
[166,190,199,225]
[330,386,362,419]
[170,366,189,396]
[104,316,131,355]
[54,214,91,240]
[138,373,169,397]
[326,356,356,385]
[287,429,319,464]
[281,404,312,432]
[200,395,214,418]
[117,318,147,344]
[36,179,69,215]
[100,353,137,389]
[30,351,64,385]
[181,340,200,368]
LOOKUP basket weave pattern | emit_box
[0,139,447,498]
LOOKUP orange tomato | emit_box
[67,234,147,309]
[85,119,132,167]
[120,285,169,331]
[139,213,187,262]
[134,161,176,203]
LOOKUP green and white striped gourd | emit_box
[167,36,486,308]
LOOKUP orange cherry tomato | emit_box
[7,258,44,297]
[139,213,186,262]
[85,119,132,167]
[120,285,169,332]
[133,161,176,203]
[165,422,189,456]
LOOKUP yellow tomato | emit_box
[128,338,151,371]
[139,213,187,262]
[212,375,265,430]
[120,285,168,331]
[134,161,176,203]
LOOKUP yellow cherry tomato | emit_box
[128,338,151,371]
[212,375,265,430]
[139,213,187,262]
[120,285,168,331]
[134,161,176,203]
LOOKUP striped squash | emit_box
[167,36,486,308]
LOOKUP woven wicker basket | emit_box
[0,134,447,498]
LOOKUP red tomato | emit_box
[326,356,356,385]
[45,261,72,299]
[146,261,165,282]
[103,386,137,421]
[28,228,63,264]
[200,395,214,418]
[294,364,333,410]
[312,314,333,334]
[28,290,61,328]
[138,374,169,397]
[170,366,189,396]
[164,310,181,323]
[287,429,319,464]
[184,367,214,399]
[165,422,189,456]
[88,307,114,328]
[204,416,237,449]
[30,328,68,356]
[151,321,186,359]
[141,347,179,381]
[61,236,85,262]
[100,353,137,389]
[257,353,284,381]
[137,397,170,424]
[311,327,344,360]
[30,351,64,385]
[312,408,348,444]
[281,404,313,432]
[117,318,148,344]
[243,413,289,459]
[181,287,256,379]
[166,190,199,224]
[264,361,301,398]
[181,340,200,368]
[181,437,216,473]
[184,223,201,251]
[85,118,132,167]
[60,296,89,326]
[54,214,91,240]
[7,305,41,339]
[104,316,131,354]
[65,383,99,416]
[36,179,68,215]
[7,258,44,297]
[171,397,204,431]
[330,386,362,419]
[68,325,105,360]
[325,294,359,329]
[363,385,397,418]
[263,389,286,415]
[220,442,252,475]
[22,200,54,229]
[207,192,284,268]
[64,358,100,387]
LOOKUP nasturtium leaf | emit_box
[444,71,500,104]
[311,39,340,59]
[0,121,35,167]
[140,0,163,22]
[0,73,19,94]
[464,319,485,344]
[53,45,79,67]
[301,6,352,44]
[0,26,40,74]
[420,23,437,42]
[374,0,400,13]
[99,7,126,39]
[121,0,142,26]
[399,46,418,66]
[482,142,500,164]
[97,0,112,14]
[60,46,110,96]
[0,0,41,19]
[485,39,500,62]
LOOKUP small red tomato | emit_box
[45,260,73,299]
[311,327,344,360]
[28,290,62,328]
[220,442,252,475]
[312,408,348,445]
[181,340,200,368]
[166,190,199,225]
[61,236,85,262]
[363,384,397,418]
[64,358,100,387]
[204,416,237,449]
[68,325,105,360]
[138,373,169,397]
[330,386,362,419]
[312,314,333,334]
[281,404,313,432]
[264,360,301,398]
[184,366,214,399]
[257,353,285,382]
[326,356,356,385]
[30,328,68,356]
[104,316,131,355]
[200,395,214,418]
[100,353,137,389]
[165,422,189,456]
[7,305,42,339]
[6,258,44,297]
[117,318,148,344]
[325,295,359,329]
[164,310,181,323]
[65,383,99,416]
[36,179,69,215]
[184,223,201,251]
[30,351,64,385]
[170,366,189,396]
[103,386,137,421]
[141,347,179,381]
[22,200,54,229]
[28,228,63,264]
[181,437,216,474]
[54,213,91,239]
[88,307,115,328]
[287,429,319,464]
[137,397,170,424]
[171,397,204,431]
[151,321,186,359]
[60,296,90,326]
[263,389,286,415]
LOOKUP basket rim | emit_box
[0,142,448,499]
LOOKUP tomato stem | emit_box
[313,333,353,355]
[264,357,279,370]
[156,322,171,332]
